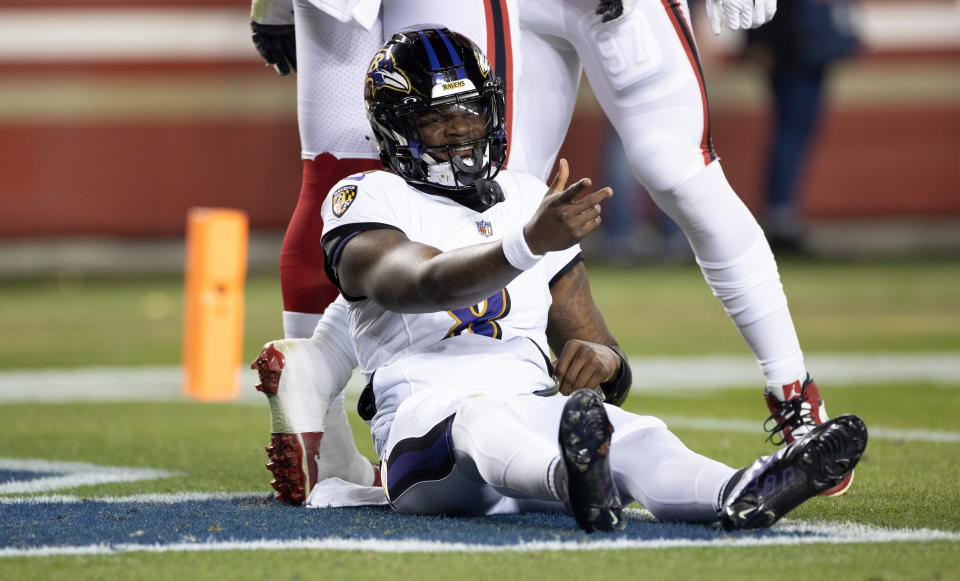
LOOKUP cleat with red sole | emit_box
[252,341,380,504]
[264,432,323,505]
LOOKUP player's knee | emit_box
[454,394,511,432]
[624,138,713,195]
[610,416,669,445]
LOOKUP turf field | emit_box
[1,257,958,580]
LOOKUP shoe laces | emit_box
[763,385,814,446]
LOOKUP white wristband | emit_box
[502,227,542,271]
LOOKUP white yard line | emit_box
[2,352,957,403]
[631,352,960,392]
[3,354,957,445]
[0,459,180,495]
[0,519,956,558]
[0,496,957,557]
[658,417,960,444]
[0,491,261,505]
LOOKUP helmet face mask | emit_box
[412,96,500,186]
[365,27,507,211]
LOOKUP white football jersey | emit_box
[320,169,582,379]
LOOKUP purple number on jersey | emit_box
[445,289,511,339]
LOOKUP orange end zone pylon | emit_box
[182,207,249,401]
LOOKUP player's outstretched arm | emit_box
[546,263,631,406]
[336,160,611,314]
[250,0,296,75]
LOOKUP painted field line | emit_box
[0,459,180,495]
[0,491,259,505]
[660,417,960,444]
[630,352,960,393]
[1,519,957,558]
[2,352,957,403]
[2,494,956,558]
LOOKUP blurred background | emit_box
[0,0,957,276]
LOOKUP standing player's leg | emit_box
[254,1,383,504]
[518,0,851,494]
[281,156,379,340]
[256,0,526,505]
[381,0,521,166]
[508,11,582,179]
[283,0,384,339]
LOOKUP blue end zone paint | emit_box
[0,470,65,484]
[0,496,846,551]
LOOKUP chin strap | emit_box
[473,179,504,211]
[450,143,503,212]
[413,142,504,212]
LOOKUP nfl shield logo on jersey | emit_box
[332,185,358,217]
[476,220,493,237]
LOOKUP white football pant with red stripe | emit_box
[514,0,806,387]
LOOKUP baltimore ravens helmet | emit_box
[364,26,507,212]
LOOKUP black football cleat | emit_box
[559,390,625,533]
[764,374,854,496]
[720,414,868,530]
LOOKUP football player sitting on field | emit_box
[254,26,866,531]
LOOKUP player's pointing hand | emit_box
[523,159,613,255]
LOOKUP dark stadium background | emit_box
[1,0,956,265]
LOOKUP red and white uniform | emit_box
[513,0,806,388]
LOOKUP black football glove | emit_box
[596,0,624,22]
[251,21,296,76]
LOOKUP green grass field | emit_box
[1,257,959,579]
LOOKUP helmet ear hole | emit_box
[364,26,507,210]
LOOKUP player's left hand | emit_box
[251,0,296,75]
[553,340,621,396]
[705,0,777,35]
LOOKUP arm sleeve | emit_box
[547,250,584,287]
